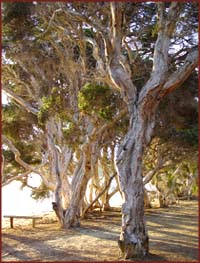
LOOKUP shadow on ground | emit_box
[2,200,199,262]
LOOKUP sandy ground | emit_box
[1,200,199,262]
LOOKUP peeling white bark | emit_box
[2,2,197,258]
[46,118,72,224]
[64,147,89,228]
[108,2,196,258]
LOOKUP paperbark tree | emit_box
[57,2,197,257]
[2,26,126,230]
[111,3,197,258]
[2,2,198,257]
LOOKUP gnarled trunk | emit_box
[116,110,155,258]
[46,118,72,226]
[63,151,88,228]
[63,142,97,228]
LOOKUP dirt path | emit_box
[2,200,199,262]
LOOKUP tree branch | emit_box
[83,172,117,216]
[2,135,55,190]
[2,86,39,115]
[108,187,119,200]
[84,37,106,75]
[38,8,62,38]
[165,2,183,37]
[138,3,183,105]
[122,36,139,66]
[2,135,33,170]
[61,5,105,34]
[110,2,123,53]
[143,157,164,185]
[160,48,198,96]
[95,107,127,138]
[2,170,31,187]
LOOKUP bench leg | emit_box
[32,219,36,228]
[10,217,14,228]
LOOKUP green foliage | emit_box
[191,184,198,195]
[3,103,41,172]
[18,142,41,165]
[2,2,198,204]
[140,23,158,48]
[2,148,24,176]
[62,121,74,137]
[3,103,38,141]
[78,83,119,120]
[3,143,40,166]
[2,2,34,43]
[62,120,82,147]
[156,71,198,149]
[3,3,32,23]
[2,103,18,123]
[176,126,198,145]
[167,173,175,188]
[84,28,95,38]
[38,87,67,124]
[38,96,54,123]
[31,182,51,200]
[2,149,15,162]
[151,22,159,38]
[162,126,198,148]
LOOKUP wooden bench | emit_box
[3,215,43,228]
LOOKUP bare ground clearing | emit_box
[1,200,199,262]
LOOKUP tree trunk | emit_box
[103,184,119,211]
[63,145,93,228]
[116,110,154,258]
[144,189,151,208]
[82,173,117,216]
[46,119,72,225]
[63,152,85,228]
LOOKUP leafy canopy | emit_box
[78,83,120,120]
